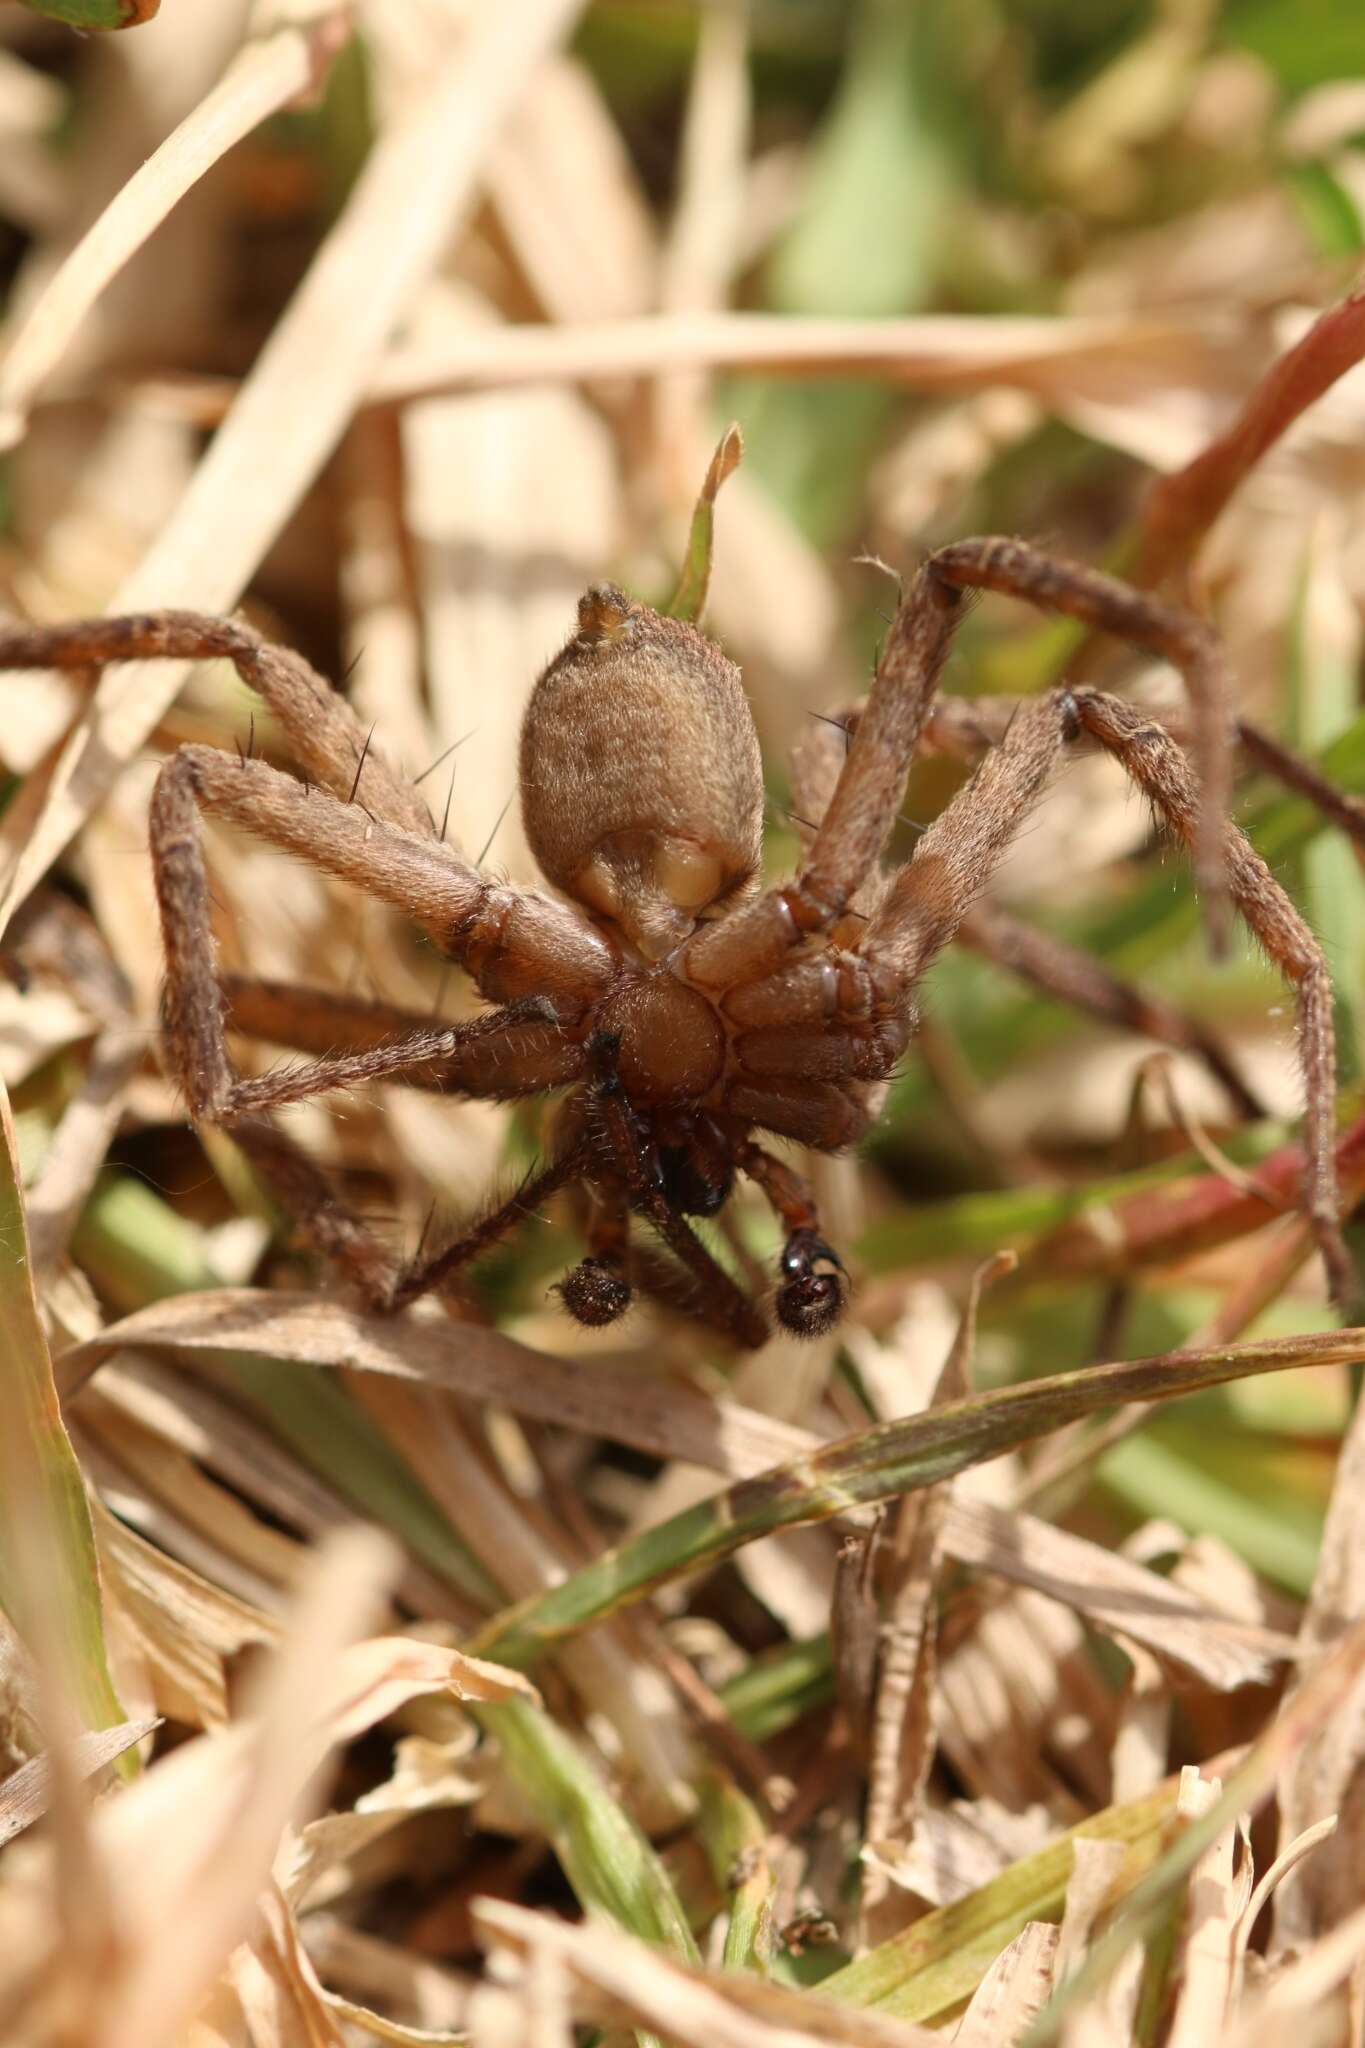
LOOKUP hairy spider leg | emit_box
[220,976,586,1100]
[862,689,1347,1298]
[681,564,962,995]
[149,745,606,1122]
[388,1141,588,1311]
[929,539,1234,951]
[783,702,1262,1120]
[0,611,432,836]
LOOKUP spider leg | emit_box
[724,1079,870,1151]
[585,1035,770,1349]
[0,611,431,835]
[221,975,587,1101]
[388,1141,587,1311]
[740,1142,846,1337]
[930,539,1234,950]
[150,744,609,1121]
[863,689,1348,1297]
[783,708,1262,1118]
[226,1112,582,1318]
[681,562,963,990]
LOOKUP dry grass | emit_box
[5,4,1365,2044]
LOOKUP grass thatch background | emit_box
[5,2,1365,2042]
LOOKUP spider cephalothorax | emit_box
[0,436,1349,1347]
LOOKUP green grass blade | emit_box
[821,1783,1176,2021]
[465,1328,1365,1669]
[665,422,742,623]
[0,1081,128,1760]
[13,0,159,24]
[480,1697,699,1959]
[698,1772,774,1973]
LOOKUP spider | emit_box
[1,447,1349,1346]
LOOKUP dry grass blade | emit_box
[81,1527,529,2048]
[0,1714,158,1847]
[952,1922,1060,2046]
[862,1256,1007,1941]
[0,3,351,450]
[1139,279,1365,588]
[55,1286,814,1471]
[1272,1331,1365,1948]
[1021,1613,1365,2045]
[472,1896,942,2047]
[464,1328,1365,1670]
[69,1289,1306,1691]
[940,1498,1293,1690]
[1223,1898,1365,2047]
[0,1074,127,1751]
[0,0,586,942]
[360,307,1231,407]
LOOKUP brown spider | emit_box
[1,455,1348,1345]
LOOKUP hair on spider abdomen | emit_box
[520,584,764,963]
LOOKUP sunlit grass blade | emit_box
[480,1696,699,1960]
[0,1716,159,1846]
[1021,1611,1365,2044]
[697,1771,774,1973]
[465,1328,1365,1670]
[821,1782,1177,2021]
[0,1079,128,1759]
[73,1172,499,1608]
[665,420,742,622]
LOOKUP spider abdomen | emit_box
[593,972,726,1106]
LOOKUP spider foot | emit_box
[774,1229,846,1338]
[557,1254,632,1327]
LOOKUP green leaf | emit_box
[666,423,743,624]
[10,0,160,26]
[0,1080,128,1763]
[698,1772,774,1973]
[1221,0,1365,95]
[823,1781,1175,2020]
[480,1696,699,1958]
